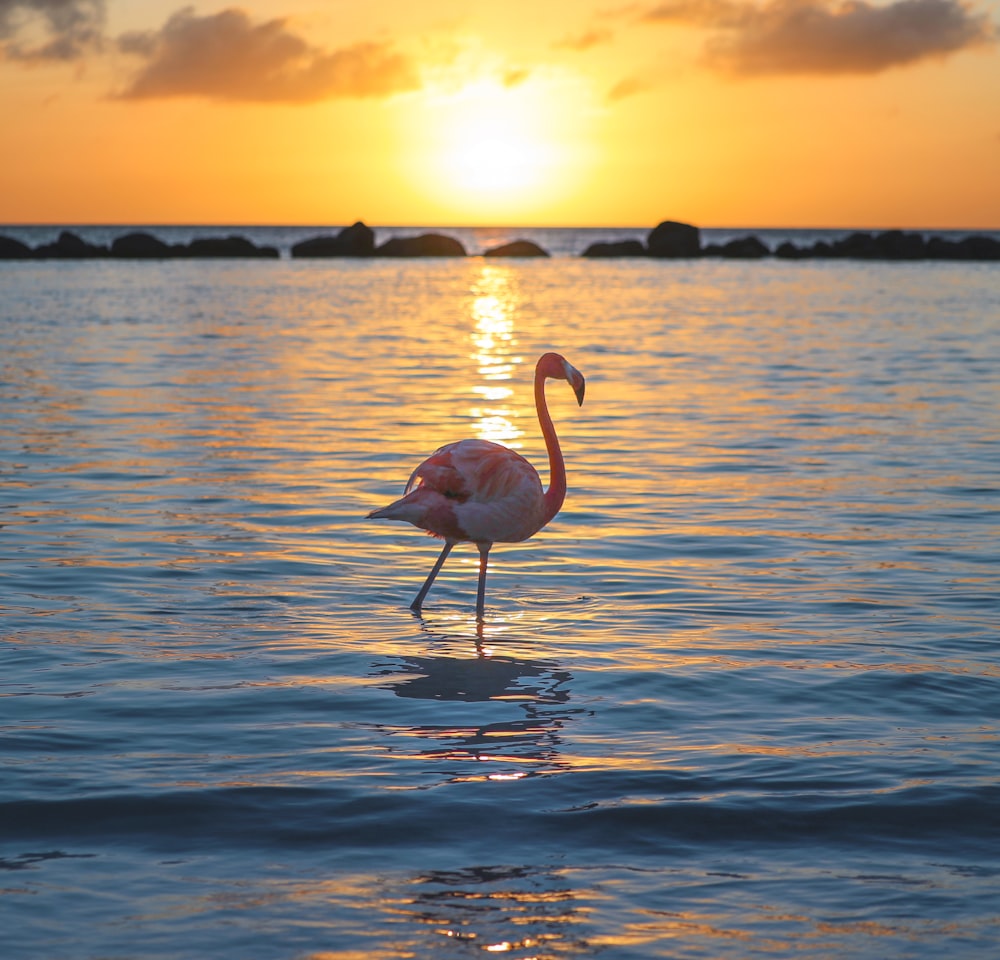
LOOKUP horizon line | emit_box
[4,221,1000,234]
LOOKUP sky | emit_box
[1,0,998,227]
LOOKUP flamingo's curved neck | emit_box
[536,364,566,525]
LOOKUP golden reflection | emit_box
[468,266,523,447]
[397,864,582,957]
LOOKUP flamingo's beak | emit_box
[573,376,585,406]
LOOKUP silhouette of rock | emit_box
[375,233,466,257]
[955,235,1000,259]
[930,234,1000,260]
[775,241,808,259]
[806,240,836,258]
[33,231,108,259]
[0,235,33,259]
[110,232,178,259]
[291,221,375,257]
[581,239,646,257]
[181,235,279,258]
[646,220,701,258]
[705,235,770,258]
[829,231,878,258]
[483,240,549,257]
[873,230,926,259]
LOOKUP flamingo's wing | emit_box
[408,440,539,501]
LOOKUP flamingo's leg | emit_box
[475,542,492,621]
[410,540,454,612]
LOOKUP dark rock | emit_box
[375,233,466,257]
[291,221,375,257]
[831,231,878,258]
[483,240,549,257]
[33,230,109,259]
[646,220,701,258]
[774,241,807,259]
[926,236,959,259]
[873,230,926,259]
[581,239,646,258]
[716,235,770,258]
[181,235,279,258]
[806,241,836,258]
[110,232,177,259]
[950,235,1000,260]
[0,235,33,259]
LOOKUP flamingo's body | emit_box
[367,352,585,618]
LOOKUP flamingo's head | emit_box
[538,352,586,406]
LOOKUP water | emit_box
[1,243,999,958]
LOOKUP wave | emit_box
[4,781,997,859]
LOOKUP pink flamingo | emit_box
[367,352,585,619]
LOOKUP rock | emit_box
[181,235,279,258]
[33,230,108,259]
[831,232,878,258]
[926,236,959,259]
[806,240,836,258]
[715,235,770,258]
[949,235,1000,260]
[646,220,701,258]
[774,241,807,259]
[0,235,33,259]
[581,239,646,258]
[291,221,375,257]
[872,230,926,260]
[483,240,549,257]
[375,233,466,257]
[110,232,177,259]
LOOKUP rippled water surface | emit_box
[2,250,999,958]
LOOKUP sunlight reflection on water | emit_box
[469,264,523,446]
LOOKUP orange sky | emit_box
[2,0,998,227]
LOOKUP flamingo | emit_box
[367,352,585,619]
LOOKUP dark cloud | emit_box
[115,6,420,102]
[0,0,104,61]
[642,0,995,75]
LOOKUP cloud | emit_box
[641,0,995,75]
[502,66,530,87]
[0,0,104,61]
[607,73,654,100]
[115,6,420,102]
[553,27,615,51]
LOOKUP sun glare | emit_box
[448,116,549,197]
[408,76,583,222]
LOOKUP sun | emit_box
[445,109,550,198]
[404,76,587,223]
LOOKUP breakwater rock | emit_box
[291,221,375,257]
[581,239,646,258]
[2,222,999,262]
[483,240,549,258]
[375,233,467,257]
[580,221,1000,261]
[0,230,279,260]
[773,230,1000,261]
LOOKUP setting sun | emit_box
[438,83,554,200]
[401,74,593,223]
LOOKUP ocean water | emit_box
[1,240,999,958]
